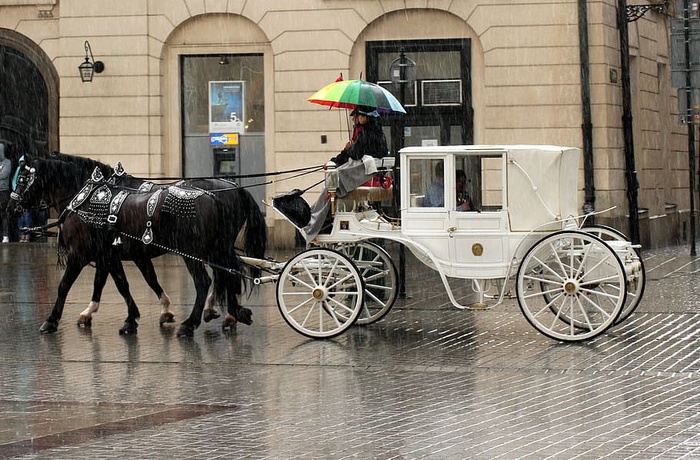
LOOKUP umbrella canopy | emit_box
[308,79,406,114]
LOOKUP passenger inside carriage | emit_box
[299,105,389,243]
[423,161,471,211]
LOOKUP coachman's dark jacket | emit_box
[331,118,388,166]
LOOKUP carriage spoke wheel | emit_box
[333,241,398,325]
[516,231,627,342]
[276,248,364,339]
[582,225,646,325]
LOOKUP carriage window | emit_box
[455,154,475,211]
[452,153,503,212]
[409,158,445,208]
[480,155,504,211]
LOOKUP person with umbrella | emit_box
[301,105,389,243]
[331,105,387,166]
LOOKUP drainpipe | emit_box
[617,0,641,245]
[578,0,596,218]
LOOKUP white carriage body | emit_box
[318,145,581,280]
[399,145,579,278]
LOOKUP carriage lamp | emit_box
[78,41,105,83]
[325,160,339,214]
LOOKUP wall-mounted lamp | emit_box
[218,55,230,65]
[78,40,105,83]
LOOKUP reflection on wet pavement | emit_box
[1,242,700,458]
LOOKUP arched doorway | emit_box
[0,28,59,241]
[0,29,59,164]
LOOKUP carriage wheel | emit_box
[276,248,364,339]
[516,231,626,342]
[335,241,399,325]
[582,225,646,325]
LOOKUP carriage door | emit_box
[449,151,509,278]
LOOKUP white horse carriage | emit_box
[253,145,645,342]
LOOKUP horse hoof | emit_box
[159,312,175,326]
[77,316,92,327]
[176,324,195,337]
[39,320,58,334]
[222,314,237,331]
[119,322,138,335]
[203,309,220,323]
[236,308,253,326]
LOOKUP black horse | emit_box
[46,152,267,328]
[33,153,178,326]
[10,157,266,336]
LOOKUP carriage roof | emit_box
[399,145,581,230]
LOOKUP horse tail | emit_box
[212,198,245,300]
[240,187,267,278]
[210,198,256,325]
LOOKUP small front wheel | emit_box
[277,248,364,339]
[516,231,626,342]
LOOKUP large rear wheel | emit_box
[516,231,626,342]
[582,225,645,325]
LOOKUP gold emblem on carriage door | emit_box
[472,243,484,257]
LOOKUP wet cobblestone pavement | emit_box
[1,240,700,459]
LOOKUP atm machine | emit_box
[213,146,238,177]
[210,132,266,214]
[210,133,239,177]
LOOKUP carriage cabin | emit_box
[399,145,580,278]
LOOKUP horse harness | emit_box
[67,167,207,245]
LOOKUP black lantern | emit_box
[78,40,105,83]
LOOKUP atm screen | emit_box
[219,160,237,174]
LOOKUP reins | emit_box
[131,164,323,183]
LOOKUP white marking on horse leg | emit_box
[159,292,172,315]
[78,301,99,324]
[158,292,175,324]
[205,292,219,316]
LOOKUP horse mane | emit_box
[35,158,86,191]
[25,158,86,213]
[50,151,114,179]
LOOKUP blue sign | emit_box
[210,133,239,146]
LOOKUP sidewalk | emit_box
[0,241,699,459]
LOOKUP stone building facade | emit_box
[0,0,694,248]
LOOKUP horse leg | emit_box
[222,296,238,332]
[223,285,253,331]
[176,260,211,337]
[210,264,252,332]
[203,291,221,323]
[134,258,174,325]
[78,265,109,327]
[40,257,85,334]
[105,259,141,335]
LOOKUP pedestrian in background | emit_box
[0,143,12,243]
[12,155,33,242]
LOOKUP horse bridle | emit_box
[10,165,34,200]
[10,166,49,213]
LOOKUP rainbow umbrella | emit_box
[308,79,406,114]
